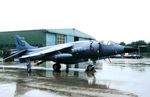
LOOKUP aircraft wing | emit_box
[20,43,74,59]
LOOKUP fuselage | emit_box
[20,40,126,64]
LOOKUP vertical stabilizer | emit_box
[15,35,36,50]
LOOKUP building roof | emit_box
[46,28,94,39]
[0,28,95,39]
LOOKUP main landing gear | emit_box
[53,63,70,73]
[53,63,61,72]
[27,61,31,73]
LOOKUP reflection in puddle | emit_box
[1,59,150,97]
[85,71,96,85]
[95,58,150,97]
[20,90,66,97]
[0,66,107,97]
[0,83,16,97]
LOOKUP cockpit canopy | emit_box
[100,40,120,46]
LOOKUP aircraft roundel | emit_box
[90,47,94,52]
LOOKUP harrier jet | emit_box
[4,35,137,73]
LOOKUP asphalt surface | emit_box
[0,59,142,97]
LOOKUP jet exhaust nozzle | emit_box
[124,46,138,53]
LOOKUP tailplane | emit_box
[15,35,36,50]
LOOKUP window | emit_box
[56,34,65,44]
[74,36,79,41]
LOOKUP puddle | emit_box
[0,59,145,97]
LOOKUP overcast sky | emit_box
[0,0,149,43]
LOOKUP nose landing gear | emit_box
[86,65,95,71]
[86,60,96,72]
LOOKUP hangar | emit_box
[0,28,94,57]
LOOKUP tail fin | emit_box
[15,35,36,50]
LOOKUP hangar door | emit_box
[56,34,65,44]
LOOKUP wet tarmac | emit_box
[101,58,150,97]
[0,58,150,97]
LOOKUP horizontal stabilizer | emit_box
[3,50,26,61]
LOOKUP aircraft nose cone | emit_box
[124,46,138,53]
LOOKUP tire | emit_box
[27,64,31,73]
[86,65,95,71]
[53,63,61,72]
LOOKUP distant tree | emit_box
[147,42,150,53]
[127,40,147,53]
[127,40,147,47]
[148,42,150,47]
[120,42,126,46]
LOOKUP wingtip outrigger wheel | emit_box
[27,62,31,73]
[66,65,69,73]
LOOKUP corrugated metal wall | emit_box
[66,35,74,42]
[46,33,56,46]
[0,30,46,48]
[0,29,94,49]
[79,38,88,41]
[46,33,75,46]
[0,29,94,57]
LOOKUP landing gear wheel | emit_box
[27,63,31,73]
[53,63,61,72]
[86,65,95,72]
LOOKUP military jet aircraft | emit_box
[4,35,137,73]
